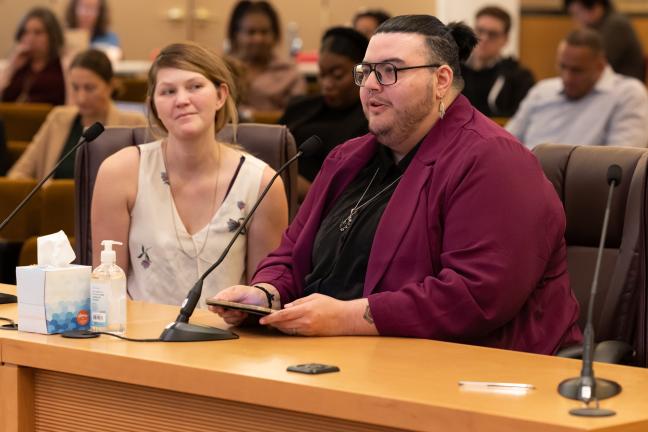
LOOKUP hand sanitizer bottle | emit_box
[91,240,127,334]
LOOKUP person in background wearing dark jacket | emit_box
[280,27,369,201]
[565,0,644,81]
[0,7,66,106]
[461,6,534,117]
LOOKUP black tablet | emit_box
[205,299,274,316]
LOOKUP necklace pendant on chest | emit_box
[339,211,355,232]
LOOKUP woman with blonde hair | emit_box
[92,42,288,306]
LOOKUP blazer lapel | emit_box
[364,158,433,295]
[363,95,474,294]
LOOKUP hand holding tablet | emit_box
[205,299,274,316]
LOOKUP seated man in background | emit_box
[506,28,648,149]
[462,6,534,117]
[565,0,644,81]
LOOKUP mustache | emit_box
[366,97,389,105]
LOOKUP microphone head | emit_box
[299,135,323,157]
[607,164,622,186]
[82,122,105,142]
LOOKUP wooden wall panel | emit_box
[33,370,410,432]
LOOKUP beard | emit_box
[368,82,435,147]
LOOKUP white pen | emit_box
[458,381,535,389]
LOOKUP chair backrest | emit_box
[74,123,297,266]
[0,178,41,242]
[0,118,8,176]
[0,102,52,141]
[533,144,648,366]
[114,77,148,103]
[18,179,76,266]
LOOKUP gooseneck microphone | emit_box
[159,135,323,342]
[0,122,105,305]
[558,164,623,417]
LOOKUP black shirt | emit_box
[280,95,368,182]
[304,143,419,300]
[461,57,535,117]
[53,115,83,179]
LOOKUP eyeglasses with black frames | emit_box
[353,62,442,87]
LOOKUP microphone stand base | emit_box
[569,406,616,417]
[159,321,238,342]
[558,377,622,401]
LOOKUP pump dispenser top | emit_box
[100,240,122,264]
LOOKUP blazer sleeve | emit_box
[367,137,566,341]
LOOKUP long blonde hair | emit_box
[147,41,239,137]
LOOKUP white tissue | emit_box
[37,231,76,267]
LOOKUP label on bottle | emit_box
[91,280,110,329]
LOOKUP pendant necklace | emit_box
[162,140,221,260]
[339,168,403,232]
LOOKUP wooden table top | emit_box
[2,283,648,432]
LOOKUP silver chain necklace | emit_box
[338,168,403,232]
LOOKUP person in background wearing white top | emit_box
[506,28,648,149]
[91,42,288,307]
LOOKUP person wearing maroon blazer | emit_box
[209,15,582,355]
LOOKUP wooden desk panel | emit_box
[2,284,648,432]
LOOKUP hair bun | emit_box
[447,21,478,62]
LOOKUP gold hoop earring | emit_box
[439,100,446,119]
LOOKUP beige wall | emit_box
[0,0,436,60]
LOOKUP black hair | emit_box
[564,0,612,12]
[65,0,110,39]
[320,27,369,63]
[376,15,478,87]
[227,0,281,49]
[564,28,604,54]
[353,9,391,27]
[476,6,512,34]
[69,49,113,83]
[15,7,64,60]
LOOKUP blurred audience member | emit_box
[462,6,534,117]
[227,0,305,112]
[352,9,391,39]
[565,0,644,81]
[507,29,648,149]
[0,7,66,105]
[280,27,369,200]
[8,49,146,181]
[65,0,122,62]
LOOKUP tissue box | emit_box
[16,265,92,334]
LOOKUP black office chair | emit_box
[533,143,648,366]
[74,124,297,266]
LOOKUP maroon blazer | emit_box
[252,95,582,354]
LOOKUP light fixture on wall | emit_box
[166,7,185,22]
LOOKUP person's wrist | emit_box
[252,284,274,308]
